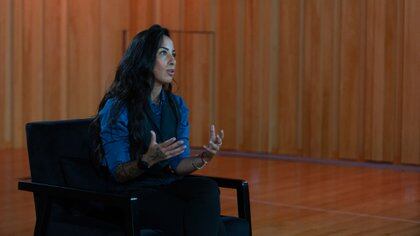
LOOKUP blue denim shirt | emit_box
[99,91,190,178]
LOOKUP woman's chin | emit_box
[155,77,173,85]
[162,77,174,84]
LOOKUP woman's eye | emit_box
[172,53,176,58]
[159,50,168,55]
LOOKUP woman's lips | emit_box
[167,69,175,77]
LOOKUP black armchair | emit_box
[18,118,252,236]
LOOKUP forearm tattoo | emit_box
[201,150,214,159]
[115,160,145,183]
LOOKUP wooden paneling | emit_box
[12,0,24,148]
[302,0,324,158]
[401,0,420,164]
[365,0,402,163]
[0,0,12,148]
[1,0,419,164]
[338,0,366,160]
[22,0,44,131]
[320,0,339,159]
[44,0,68,120]
[67,0,101,118]
[275,0,302,155]
[100,0,130,93]
[215,0,240,150]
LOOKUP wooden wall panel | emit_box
[12,0,24,148]
[265,0,279,154]
[320,0,339,159]
[157,0,181,31]
[129,0,155,34]
[100,0,129,94]
[0,0,12,148]
[1,0,419,165]
[22,0,44,125]
[67,0,101,118]
[338,0,366,160]
[401,0,420,164]
[239,0,277,153]
[275,0,302,155]
[129,0,181,36]
[241,0,262,152]
[302,0,323,158]
[183,0,215,32]
[365,0,402,163]
[215,0,239,150]
[44,0,68,120]
[256,0,273,152]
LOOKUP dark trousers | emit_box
[137,176,226,236]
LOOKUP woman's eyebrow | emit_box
[159,47,170,51]
[159,47,175,52]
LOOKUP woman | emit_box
[90,24,225,235]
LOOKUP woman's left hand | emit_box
[201,125,224,161]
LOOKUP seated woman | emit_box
[90,24,225,236]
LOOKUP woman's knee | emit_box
[180,176,220,200]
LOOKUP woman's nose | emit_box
[168,55,176,66]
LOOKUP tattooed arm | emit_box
[114,160,145,183]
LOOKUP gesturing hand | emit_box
[201,125,224,161]
[142,131,186,166]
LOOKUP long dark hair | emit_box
[90,24,172,167]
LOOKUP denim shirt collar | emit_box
[148,89,167,109]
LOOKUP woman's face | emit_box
[153,35,176,85]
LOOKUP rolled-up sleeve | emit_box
[168,96,190,169]
[99,99,131,177]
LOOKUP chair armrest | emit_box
[200,175,248,189]
[18,178,136,205]
[189,174,252,234]
[18,178,140,236]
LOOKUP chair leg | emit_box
[237,182,252,236]
[125,196,141,236]
[34,194,51,236]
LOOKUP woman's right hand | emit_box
[142,131,186,167]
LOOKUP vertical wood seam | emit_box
[236,0,244,150]
[333,0,342,159]
[318,0,325,157]
[398,0,406,163]
[268,0,279,153]
[394,0,404,164]
[4,0,13,146]
[359,0,367,161]
[297,0,306,155]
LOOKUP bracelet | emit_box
[192,154,208,170]
[137,155,151,170]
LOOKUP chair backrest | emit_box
[26,118,101,188]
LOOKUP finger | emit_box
[210,124,216,142]
[159,137,177,148]
[219,130,224,139]
[164,140,184,152]
[150,131,157,145]
[165,145,186,158]
[216,135,222,145]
